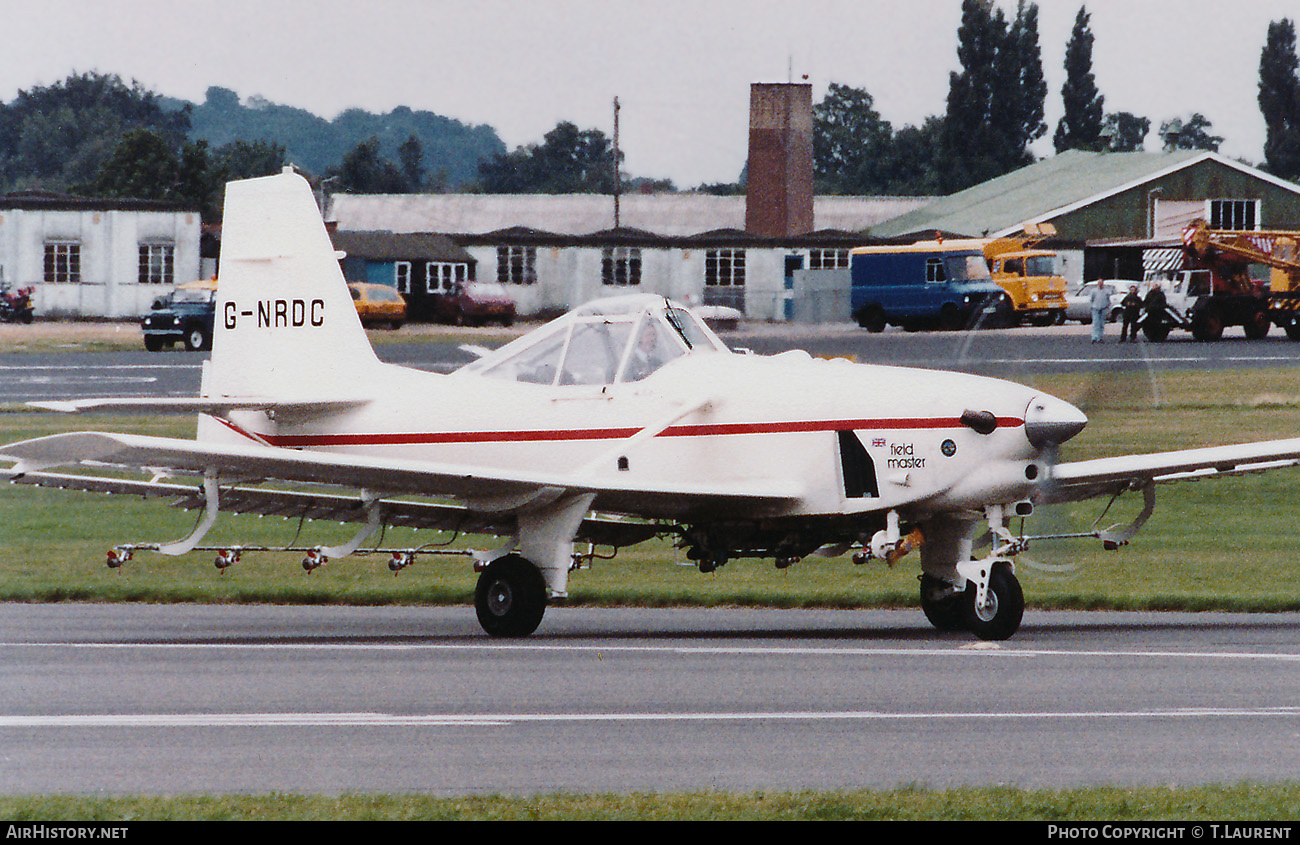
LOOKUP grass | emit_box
[5,783,1300,820]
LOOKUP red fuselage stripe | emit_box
[218,417,1026,448]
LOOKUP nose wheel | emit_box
[920,564,1024,640]
[961,564,1023,641]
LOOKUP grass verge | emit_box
[6,783,1300,820]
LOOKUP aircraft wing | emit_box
[0,468,662,549]
[1043,437,1300,503]
[0,431,804,523]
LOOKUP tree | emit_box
[398,135,426,191]
[1259,18,1300,180]
[995,1,1048,167]
[211,139,286,182]
[186,139,286,221]
[939,0,1047,192]
[90,129,180,200]
[877,117,946,196]
[941,0,1007,190]
[0,71,190,192]
[1101,112,1150,152]
[1159,114,1223,152]
[329,136,410,193]
[812,82,892,193]
[1053,6,1105,153]
[478,121,618,194]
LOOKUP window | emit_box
[944,254,993,282]
[138,244,174,285]
[601,248,641,286]
[808,249,849,269]
[497,246,537,285]
[395,261,412,294]
[1209,199,1259,231]
[705,249,745,286]
[924,257,946,283]
[1024,255,1060,276]
[44,242,81,284]
[427,262,468,294]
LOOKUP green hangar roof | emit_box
[871,150,1300,242]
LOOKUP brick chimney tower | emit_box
[744,82,814,237]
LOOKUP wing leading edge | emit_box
[1044,437,1300,503]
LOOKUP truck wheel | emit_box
[858,307,886,333]
[144,336,164,352]
[1191,308,1223,342]
[939,304,963,331]
[1244,308,1270,340]
[1285,320,1300,341]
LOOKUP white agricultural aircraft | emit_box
[7,169,1300,641]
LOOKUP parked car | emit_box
[141,278,217,351]
[434,281,516,326]
[1064,281,1125,324]
[348,282,406,329]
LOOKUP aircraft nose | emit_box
[1024,394,1088,448]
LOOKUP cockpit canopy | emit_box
[460,294,729,387]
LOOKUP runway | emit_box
[5,321,1300,404]
[4,603,1300,796]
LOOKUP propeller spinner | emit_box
[1024,395,1088,449]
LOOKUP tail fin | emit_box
[207,168,382,399]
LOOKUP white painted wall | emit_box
[462,244,818,321]
[0,208,201,318]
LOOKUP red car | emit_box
[436,281,516,326]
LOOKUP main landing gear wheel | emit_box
[919,574,966,631]
[962,565,1024,641]
[475,554,548,637]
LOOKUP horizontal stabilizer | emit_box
[28,397,370,416]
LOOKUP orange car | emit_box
[348,282,406,329]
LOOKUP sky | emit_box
[1,0,1297,188]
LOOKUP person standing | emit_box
[1089,283,1112,343]
[1119,285,1143,342]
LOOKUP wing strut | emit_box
[157,472,221,556]
[315,491,383,558]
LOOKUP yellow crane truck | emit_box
[982,223,1068,326]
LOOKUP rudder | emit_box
[207,168,381,399]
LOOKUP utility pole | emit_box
[613,96,622,229]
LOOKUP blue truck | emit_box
[850,239,1010,332]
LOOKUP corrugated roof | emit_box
[870,150,1217,238]
[330,192,930,237]
[329,230,474,263]
[0,190,195,213]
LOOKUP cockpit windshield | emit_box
[462,295,726,387]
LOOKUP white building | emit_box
[330,193,929,320]
[0,192,202,318]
